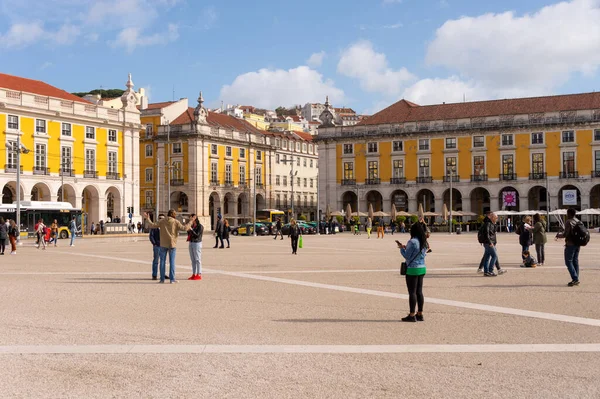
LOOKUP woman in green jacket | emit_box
[532,213,547,266]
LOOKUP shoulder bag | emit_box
[401,246,422,276]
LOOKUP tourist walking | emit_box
[214,215,224,248]
[397,222,427,322]
[144,210,195,284]
[99,220,105,235]
[223,219,231,248]
[366,217,372,239]
[187,214,204,280]
[273,218,283,240]
[479,212,499,276]
[69,217,78,246]
[148,215,163,280]
[377,221,385,238]
[288,218,301,255]
[563,208,585,286]
[90,222,96,236]
[35,219,47,250]
[50,219,58,246]
[532,213,547,266]
[0,217,7,255]
[8,220,18,255]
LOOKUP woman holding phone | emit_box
[396,222,427,322]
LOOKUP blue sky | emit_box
[1,0,600,114]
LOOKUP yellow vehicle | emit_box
[256,209,285,223]
[232,222,269,236]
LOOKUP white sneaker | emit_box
[70,244,74,247]
[10,251,16,255]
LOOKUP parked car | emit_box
[281,222,316,235]
[231,222,269,236]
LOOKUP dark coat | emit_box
[188,222,204,243]
[481,216,497,245]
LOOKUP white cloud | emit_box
[51,24,81,45]
[220,66,345,109]
[401,77,489,105]
[383,22,403,29]
[426,0,600,94]
[111,23,179,52]
[0,22,45,48]
[39,61,53,70]
[337,40,416,96]
[306,51,326,67]
[201,6,218,30]
[383,0,402,4]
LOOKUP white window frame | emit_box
[7,140,17,166]
[211,144,218,155]
[35,143,47,169]
[108,151,118,174]
[501,134,514,146]
[145,144,153,158]
[172,142,182,154]
[145,190,153,206]
[35,119,46,134]
[145,167,153,183]
[226,146,232,157]
[473,155,486,176]
[276,175,280,186]
[473,136,485,148]
[7,115,19,130]
[367,142,378,153]
[239,148,246,159]
[418,157,430,177]
[562,130,575,143]
[85,126,95,140]
[85,149,96,172]
[61,146,72,171]
[239,165,246,183]
[145,124,153,138]
[445,156,458,176]
[62,123,72,137]
[225,163,232,183]
[343,143,353,154]
[445,137,457,150]
[211,162,218,182]
[108,129,117,142]
[531,132,544,145]
[276,154,280,164]
[418,139,429,151]
[392,140,403,152]
[256,150,262,161]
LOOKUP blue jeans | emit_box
[159,247,177,282]
[70,230,76,245]
[152,246,160,278]
[564,245,580,281]
[189,242,203,275]
[521,245,529,260]
[483,244,498,274]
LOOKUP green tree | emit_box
[72,89,125,99]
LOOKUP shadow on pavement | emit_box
[274,319,400,323]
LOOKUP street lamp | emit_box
[281,156,297,219]
[8,134,30,245]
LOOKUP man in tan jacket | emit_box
[144,210,195,284]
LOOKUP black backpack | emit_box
[572,221,590,247]
[477,224,487,244]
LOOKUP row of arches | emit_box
[342,184,600,214]
[2,181,122,224]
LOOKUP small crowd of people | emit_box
[352,218,407,237]
[0,217,19,255]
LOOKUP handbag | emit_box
[298,235,303,249]
[401,247,421,276]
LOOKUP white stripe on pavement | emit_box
[1,344,600,354]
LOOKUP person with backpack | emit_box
[563,208,589,286]
[187,213,204,280]
[149,214,163,280]
[478,211,499,276]
[532,213,547,266]
[8,220,18,255]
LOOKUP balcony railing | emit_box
[560,171,578,179]
[170,179,184,186]
[471,174,488,182]
[59,168,74,177]
[341,179,356,186]
[529,172,547,180]
[499,173,517,181]
[224,180,234,187]
[417,176,433,184]
[33,166,49,175]
[592,170,600,178]
[4,164,23,173]
[106,172,120,180]
[84,170,98,178]
[210,180,220,186]
[238,182,247,188]
[256,183,264,188]
[390,177,406,184]
[365,178,381,185]
[443,175,460,183]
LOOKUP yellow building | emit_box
[140,95,319,228]
[1,72,142,231]
[316,94,600,216]
[243,112,270,130]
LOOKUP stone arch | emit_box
[498,186,520,211]
[237,193,248,217]
[31,182,52,201]
[470,187,490,216]
[82,185,100,228]
[2,181,24,204]
[416,189,435,212]
[558,185,581,210]
[365,190,383,212]
[528,185,548,211]
[390,189,408,212]
[106,186,123,221]
[591,184,600,208]
[342,191,358,213]
[443,188,463,211]
[223,192,235,216]
[170,191,189,214]
[57,183,77,207]
[209,192,220,230]
[256,193,266,210]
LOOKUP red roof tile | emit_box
[0,72,89,103]
[359,93,600,126]
[293,131,314,142]
[171,107,267,135]
[142,101,176,111]
[334,107,356,115]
